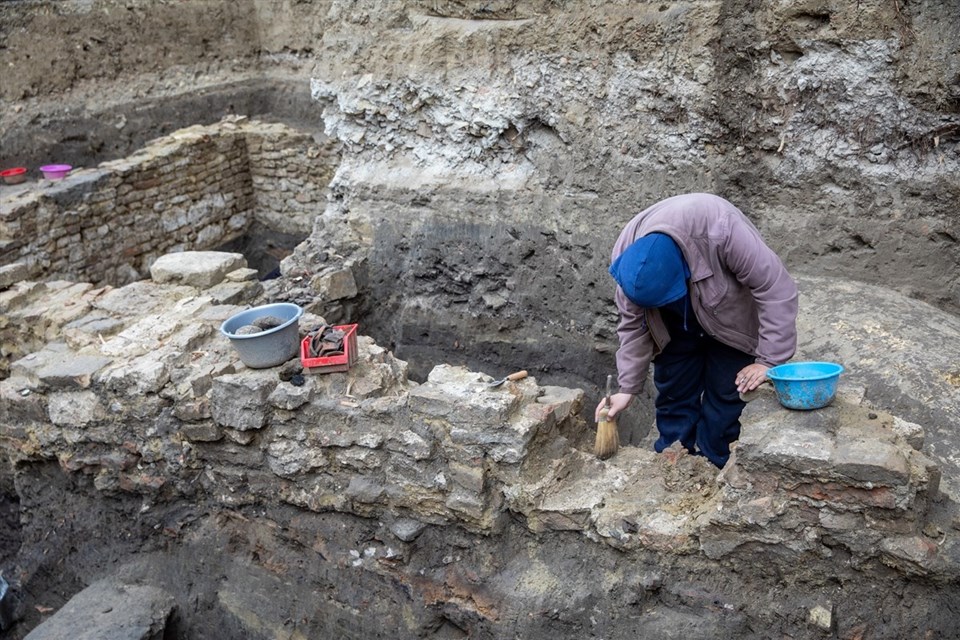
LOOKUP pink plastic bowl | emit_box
[39,164,72,180]
[1,167,28,185]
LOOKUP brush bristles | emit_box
[594,408,619,460]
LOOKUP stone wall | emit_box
[247,124,336,237]
[0,119,334,286]
[1,253,959,638]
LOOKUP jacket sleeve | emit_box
[721,220,799,367]
[614,286,656,394]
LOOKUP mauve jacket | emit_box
[611,193,798,395]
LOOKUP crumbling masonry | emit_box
[2,246,959,639]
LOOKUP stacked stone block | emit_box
[0,255,958,585]
[699,392,945,575]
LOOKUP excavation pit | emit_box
[2,116,960,640]
[1,266,960,639]
[3,0,960,637]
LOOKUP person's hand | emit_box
[595,393,634,421]
[735,363,770,394]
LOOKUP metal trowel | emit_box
[487,370,528,388]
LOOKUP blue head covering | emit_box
[609,232,690,307]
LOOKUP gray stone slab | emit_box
[224,267,259,282]
[388,517,426,541]
[62,313,127,349]
[25,577,174,640]
[831,439,910,485]
[210,372,277,430]
[149,251,246,288]
[205,279,262,305]
[11,346,112,391]
[310,267,358,300]
[47,390,101,427]
[0,262,29,289]
[409,365,521,428]
[536,385,584,423]
[735,415,835,475]
[94,281,197,316]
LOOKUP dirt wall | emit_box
[0,0,259,102]
[0,0,315,170]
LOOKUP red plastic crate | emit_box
[300,324,358,374]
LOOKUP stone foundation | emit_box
[1,252,958,638]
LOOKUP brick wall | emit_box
[0,118,335,286]
[246,122,336,237]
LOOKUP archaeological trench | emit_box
[2,1,960,639]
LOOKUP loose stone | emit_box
[252,315,284,330]
[234,325,262,335]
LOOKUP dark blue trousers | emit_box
[652,297,754,468]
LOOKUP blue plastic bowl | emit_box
[220,302,303,368]
[766,361,844,410]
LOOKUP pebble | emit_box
[253,315,285,329]
[234,325,262,335]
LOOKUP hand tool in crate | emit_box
[300,323,359,374]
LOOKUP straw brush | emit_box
[594,374,619,460]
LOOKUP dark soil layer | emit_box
[216,221,308,281]
[2,462,959,639]
[0,463,19,575]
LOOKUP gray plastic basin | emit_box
[220,302,304,369]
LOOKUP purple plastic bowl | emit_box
[39,164,72,180]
